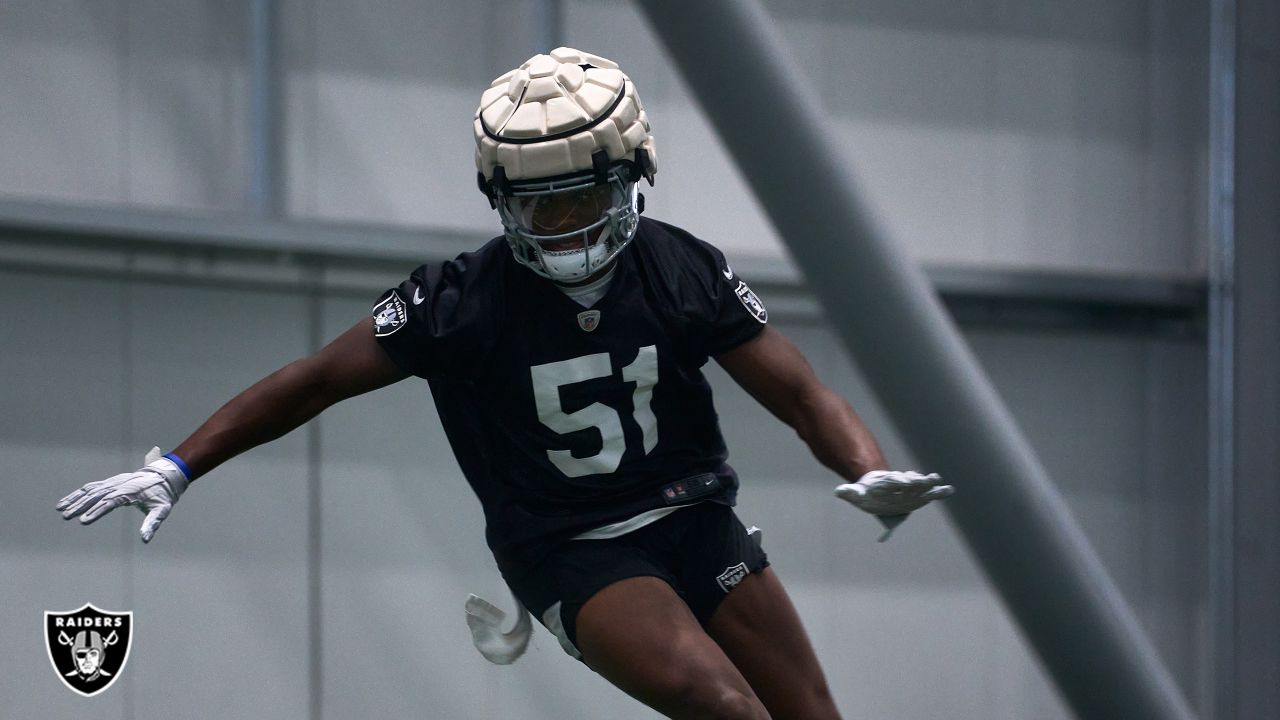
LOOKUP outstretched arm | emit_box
[58,318,407,541]
[716,326,951,539]
[715,325,888,482]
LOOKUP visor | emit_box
[494,163,643,283]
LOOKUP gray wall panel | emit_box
[709,318,1208,718]
[121,282,312,720]
[316,296,495,719]
[0,270,130,718]
[562,0,1207,275]
[123,0,249,212]
[0,0,249,212]
[287,0,519,229]
[0,0,128,204]
[708,322,1077,720]
[1232,0,1280,712]
[1,0,1209,275]
[967,329,1209,709]
[0,271,311,718]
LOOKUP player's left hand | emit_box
[465,591,532,665]
[834,470,953,541]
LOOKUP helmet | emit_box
[72,630,106,654]
[72,631,106,674]
[474,47,657,283]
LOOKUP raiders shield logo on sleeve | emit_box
[734,281,768,323]
[716,562,750,593]
[45,604,133,697]
[372,292,409,337]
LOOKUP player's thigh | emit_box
[574,575,771,720]
[707,567,842,720]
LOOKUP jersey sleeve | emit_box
[671,233,768,357]
[372,255,500,380]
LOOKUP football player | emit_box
[57,48,952,719]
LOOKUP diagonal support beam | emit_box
[633,2,1198,719]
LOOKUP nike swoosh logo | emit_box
[412,287,425,305]
[722,265,733,279]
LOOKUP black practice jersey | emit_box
[372,217,769,578]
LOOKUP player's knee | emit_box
[682,684,768,720]
[712,687,770,720]
[714,688,769,720]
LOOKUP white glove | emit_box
[465,591,532,665]
[834,470,953,542]
[56,447,190,543]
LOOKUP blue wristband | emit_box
[162,452,193,481]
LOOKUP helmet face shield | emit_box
[513,183,613,238]
[496,165,640,283]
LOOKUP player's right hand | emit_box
[834,470,953,541]
[56,447,191,543]
[834,470,953,517]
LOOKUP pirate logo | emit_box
[577,310,601,332]
[45,604,133,697]
[372,292,408,337]
[716,562,749,593]
[733,281,768,324]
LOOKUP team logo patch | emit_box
[45,603,133,697]
[577,310,601,332]
[734,281,768,323]
[716,562,749,593]
[372,292,408,337]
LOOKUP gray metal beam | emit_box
[0,197,1205,336]
[0,197,484,264]
[633,2,1198,720]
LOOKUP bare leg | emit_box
[707,567,842,720]
[574,576,772,720]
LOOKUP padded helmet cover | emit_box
[474,47,657,185]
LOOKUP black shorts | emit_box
[505,501,769,659]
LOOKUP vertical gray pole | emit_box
[633,2,1198,719]
[306,269,324,720]
[1230,1,1280,717]
[249,0,284,217]
[1207,0,1236,718]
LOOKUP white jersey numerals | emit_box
[530,346,659,477]
[621,345,659,455]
